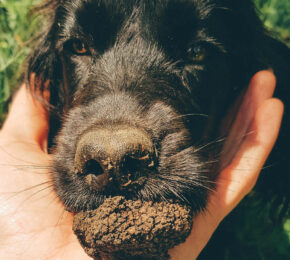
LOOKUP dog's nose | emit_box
[74,126,156,191]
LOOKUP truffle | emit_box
[73,196,193,260]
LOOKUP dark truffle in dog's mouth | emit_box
[73,196,193,260]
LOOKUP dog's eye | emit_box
[68,39,89,55]
[187,46,206,62]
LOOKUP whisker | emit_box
[0,164,52,173]
[5,181,53,200]
[193,136,227,153]
[170,113,209,121]
[22,185,54,203]
[0,145,51,165]
[11,184,55,212]
[54,208,67,228]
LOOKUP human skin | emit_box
[0,71,284,259]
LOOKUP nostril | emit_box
[121,153,155,177]
[83,159,104,176]
[122,156,143,175]
[118,153,156,189]
[75,127,157,191]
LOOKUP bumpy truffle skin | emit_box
[73,196,193,260]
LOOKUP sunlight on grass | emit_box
[255,0,290,47]
[0,0,42,123]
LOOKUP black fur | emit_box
[27,0,290,258]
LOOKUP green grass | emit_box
[0,0,42,123]
[255,0,290,47]
[232,194,290,260]
[0,1,289,258]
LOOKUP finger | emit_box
[1,84,49,151]
[169,99,284,260]
[217,98,284,215]
[170,71,279,260]
[220,70,276,168]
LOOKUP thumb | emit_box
[1,84,49,151]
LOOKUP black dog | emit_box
[27,0,290,258]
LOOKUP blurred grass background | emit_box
[0,0,42,123]
[0,0,289,259]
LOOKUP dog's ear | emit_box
[27,7,66,145]
[222,0,290,115]
[27,24,64,111]
[221,0,290,85]
[260,35,290,93]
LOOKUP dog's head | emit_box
[27,0,289,213]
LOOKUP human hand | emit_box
[169,70,284,259]
[0,71,283,259]
[0,86,91,259]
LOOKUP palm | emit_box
[0,140,91,259]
